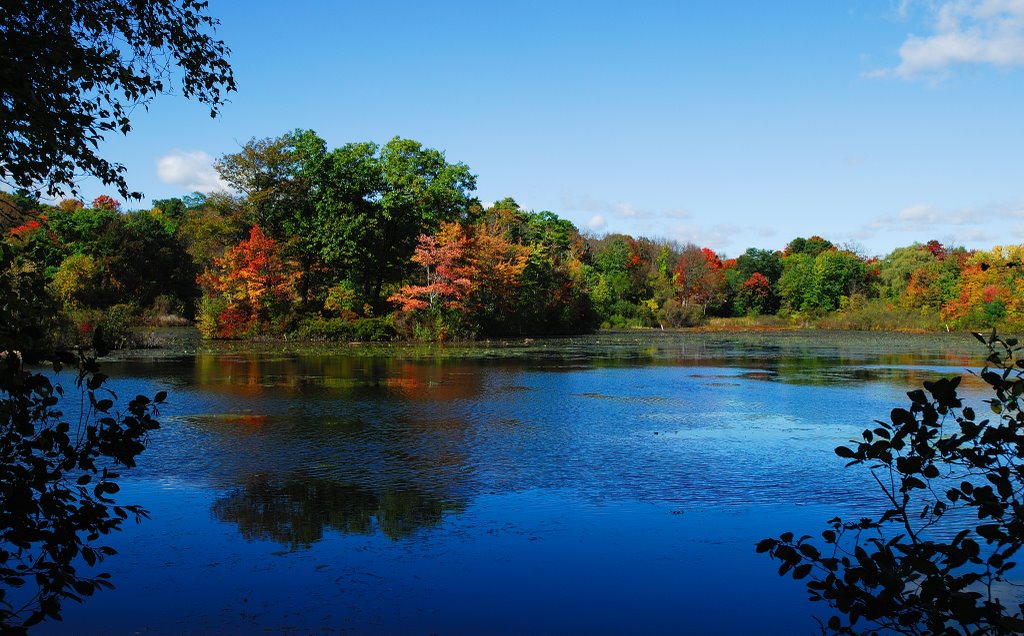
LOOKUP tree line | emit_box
[3,130,1024,344]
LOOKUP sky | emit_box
[83,0,1024,257]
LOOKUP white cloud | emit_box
[617,203,641,218]
[850,196,1024,246]
[156,150,228,193]
[874,0,1024,79]
[897,203,941,222]
[560,194,691,223]
[663,222,741,250]
[587,214,607,232]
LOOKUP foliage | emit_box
[0,240,163,630]
[758,331,1024,634]
[0,350,163,631]
[176,194,248,271]
[1,0,235,198]
[90,196,120,212]
[388,204,591,338]
[673,244,727,314]
[294,316,395,342]
[309,136,478,309]
[48,254,102,310]
[197,225,300,338]
[735,272,774,315]
[214,130,321,240]
[389,222,475,315]
[943,248,1024,332]
[778,248,867,314]
[786,235,835,257]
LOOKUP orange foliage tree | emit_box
[198,225,299,337]
[464,220,530,320]
[942,247,1024,329]
[735,272,773,315]
[389,222,476,314]
[389,220,531,338]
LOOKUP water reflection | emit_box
[44,332,1002,634]
[212,474,462,549]
[98,331,992,543]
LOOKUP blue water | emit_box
[32,332,989,634]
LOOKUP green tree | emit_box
[778,249,867,313]
[731,248,783,314]
[778,252,816,312]
[759,332,1024,634]
[0,0,235,198]
[735,247,784,286]
[307,136,477,310]
[214,130,324,239]
[786,235,834,257]
[811,249,867,311]
[878,244,936,302]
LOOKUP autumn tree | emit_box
[90,195,121,212]
[389,222,475,314]
[878,244,938,303]
[943,247,1024,330]
[735,272,774,315]
[673,245,727,316]
[198,225,299,338]
[466,220,530,334]
[217,133,478,313]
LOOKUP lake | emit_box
[36,331,992,634]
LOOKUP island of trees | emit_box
[3,130,1022,346]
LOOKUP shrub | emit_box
[816,298,946,332]
[658,298,705,328]
[295,316,395,342]
[99,303,141,349]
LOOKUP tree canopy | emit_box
[0,0,236,198]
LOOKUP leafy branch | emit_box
[758,331,1024,635]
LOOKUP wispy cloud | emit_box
[156,151,228,193]
[873,1,1024,80]
[849,197,1024,246]
[561,193,762,250]
[560,194,692,223]
[664,222,742,250]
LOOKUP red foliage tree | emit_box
[91,195,121,212]
[736,272,773,314]
[673,245,727,313]
[924,239,945,259]
[198,225,299,337]
[388,222,476,313]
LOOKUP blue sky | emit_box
[90,0,1024,257]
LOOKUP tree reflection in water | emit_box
[211,473,463,549]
